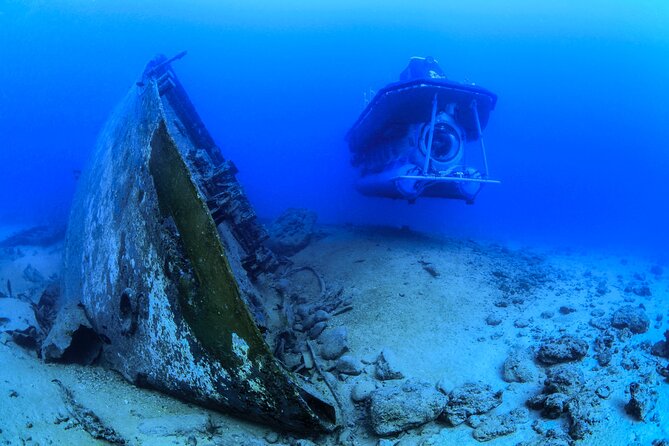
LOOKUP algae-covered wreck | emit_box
[56,53,338,432]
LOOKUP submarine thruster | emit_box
[346,56,500,204]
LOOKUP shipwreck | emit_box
[55,53,338,432]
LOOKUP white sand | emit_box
[0,225,667,445]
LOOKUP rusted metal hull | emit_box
[61,55,337,432]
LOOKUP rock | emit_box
[558,306,576,315]
[375,348,405,381]
[650,265,663,276]
[369,379,448,436]
[308,321,326,340]
[536,335,588,365]
[319,327,348,360]
[516,429,573,446]
[540,311,554,319]
[138,413,212,436]
[595,280,609,296]
[502,348,535,383]
[268,208,317,256]
[611,305,650,334]
[351,380,376,402]
[625,282,652,297]
[566,393,602,440]
[441,382,503,426]
[651,330,669,358]
[485,314,502,326]
[264,431,280,443]
[472,408,528,442]
[513,318,530,329]
[336,355,363,375]
[41,303,102,364]
[541,393,570,419]
[625,381,658,421]
[589,317,610,330]
[593,331,615,367]
[293,440,317,446]
[544,365,584,395]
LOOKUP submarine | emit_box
[347,56,499,204]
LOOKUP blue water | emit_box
[1,1,668,257]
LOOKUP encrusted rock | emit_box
[268,208,317,256]
[319,327,348,360]
[336,355,363,376]
[566,393,602,440]
[544,365,584,395]
[369,379,447,436]
[351,380,376,403]
[536,335,588,365]
[611,305,650,334]
[502,348,536,383]
[472,408,529,442]
[625,381,658,422]
[375,348,405,381]
[441,382,503,426]
[485,314,502,326]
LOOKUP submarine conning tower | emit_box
[346,56,499,204]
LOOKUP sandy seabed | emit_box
[0,224,667,446]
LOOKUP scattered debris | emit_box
[53,379,126,444]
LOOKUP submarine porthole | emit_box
[421,122,462,163]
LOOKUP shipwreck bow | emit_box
[59,54,338,432]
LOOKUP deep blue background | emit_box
[1,1,667,257]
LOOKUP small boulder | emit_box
[336,355,363,376]
[351,380,376,403]
[566,393,602,440]
[369,379,448,436]
[502,348,536,383]
[375,348,405,381]
[319,327,348,360]
[472,408,529,442]
[544,365,584,395]
[625,381,658,422]
[441,382,503,426]
[268,208,317,256]
[611,305,650,334]
[536,335,588,365]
